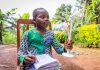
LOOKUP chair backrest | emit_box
[17,19,33,65]
[17,19,52,65]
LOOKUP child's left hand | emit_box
[64,40,73,50]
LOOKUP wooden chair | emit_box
[17,19,33,53]
[17,19,52,70]
[17,19,33,70]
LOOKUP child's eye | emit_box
[39,15,49,19]
[42,16,45,19]
[40,16,45,19]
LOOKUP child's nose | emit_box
[44,18,49,21]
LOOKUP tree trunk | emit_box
[96,2,100,24]
[0,21,2,44]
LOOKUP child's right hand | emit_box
[24,55,36,64]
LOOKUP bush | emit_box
[3,32,17,44]
[55,31,68,43]
[78,23,100,48]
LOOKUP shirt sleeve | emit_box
[18,31,28,64]
[51,33,64,54]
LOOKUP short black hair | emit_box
[32,8,47,19]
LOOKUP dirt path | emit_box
[0,45,100,70]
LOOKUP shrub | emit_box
[55,31,68,43]
[3,32,17,44]
[78,23,100,48]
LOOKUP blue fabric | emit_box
[25,64,35,70]
[98,24,100,31]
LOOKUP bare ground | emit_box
[0,45,100,70]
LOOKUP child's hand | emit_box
[64,40,73,50]
[24,55,36,65]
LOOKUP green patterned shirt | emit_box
[18,28,64,64]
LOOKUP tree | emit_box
[0,9,3,44]
[20,13,30,33]
[75,0,92,24]
[55,4,72,23]
[76,0,100,24]
[85,0,100,24]
[0,8,17,44]
[73,0,100,45]
[95,1,100,24]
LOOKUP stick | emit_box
[67,16,73,54]
[0,64,9,68]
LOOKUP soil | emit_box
[0,45,100,70]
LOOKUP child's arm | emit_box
[51,33,66,54]
[18,31,36,65]
[18,31,29,64]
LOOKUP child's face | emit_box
[34,10,50,29]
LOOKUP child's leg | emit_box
[24,64,35,70]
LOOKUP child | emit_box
[18,8,73,70]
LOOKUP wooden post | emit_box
[17,20,20,65]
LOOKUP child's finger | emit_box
[28,55,36,60]
[67,45,73,50]
[24,59,31,64]
[25,56,33,62]
[27,55,36,63]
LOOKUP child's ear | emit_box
[32,19,36,24]
[32,19,36,27]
